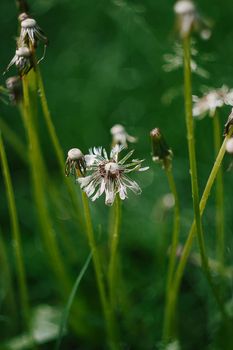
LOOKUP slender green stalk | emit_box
[163,166,180,342]
[0,134,29,327]
[213,111,225,266]
[80,191,118,350]
[35,68,83,229]
[165,135,230,339]
[183,35,207,271]
[21,76,70,294]
[108,195,121,309]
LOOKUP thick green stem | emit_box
[108,195,121,309]
[81,192,118,350]
[166,135,230,339]
[163,167,180,342]
[213,111,225,266]
[0,134,30,327]
[21,76,70,294]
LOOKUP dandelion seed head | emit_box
[16,46,31,57]
[68,148,84,161]
[5,76,22,104]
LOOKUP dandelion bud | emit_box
[224,108,233,136]
[65,148,86,177]
[226,138,233,154]
[150,128,172,168]
[5,76,22,105]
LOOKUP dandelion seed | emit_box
[5,46,33,76]
[110,124,137,147]
[65,148,86,177]
[193,86,233,118]
[19,13,48,47]
[150,128,172,168]
[174,0,211,39]
[78,145,148,206]
[5,76,22,104]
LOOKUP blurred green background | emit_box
[1,0,233,349]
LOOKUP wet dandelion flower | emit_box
[110,124,137,147]
[174,0,211,39]
[5,46,33,76]
[5,76,22,104]
[78,145,148,206]
[65,148,86,177]
[193,86,233,118]
[19,12,48,47]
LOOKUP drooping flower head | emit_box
[110,124,137,147]
[19,12,48,48]
[174,0,211,39]
[5,46,33,76]
[193,86,233,118]
[78,145,148,206]
[65,148,86,177]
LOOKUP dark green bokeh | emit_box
[1,0,233,349]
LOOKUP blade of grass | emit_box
[55,252,92,350]
[0,133,29,328]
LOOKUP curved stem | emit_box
[108,195,121,309]
[81,192,118,350]
[213,111,225,266]
[163,167,180,342]
[0,134,30,327]
[166,135,230,338]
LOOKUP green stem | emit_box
[21,76,70,294]
[81,192,118,350]
[0,134,30,327]
[166,135,230,339]
[183,36,225,314]
[213,111,225,266]
[108,195,121,309]
[183,35,207,272]
[35,68,83,229]
[163,166,180,342]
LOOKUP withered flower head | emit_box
[150,128,173,168]
[174,0,211,39]
[110,124,137,147]
[5,46,33,76]
[19,14,48,47]
[65,148,86,177]
[78,145,148,206]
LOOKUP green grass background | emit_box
[0,0,233,349]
